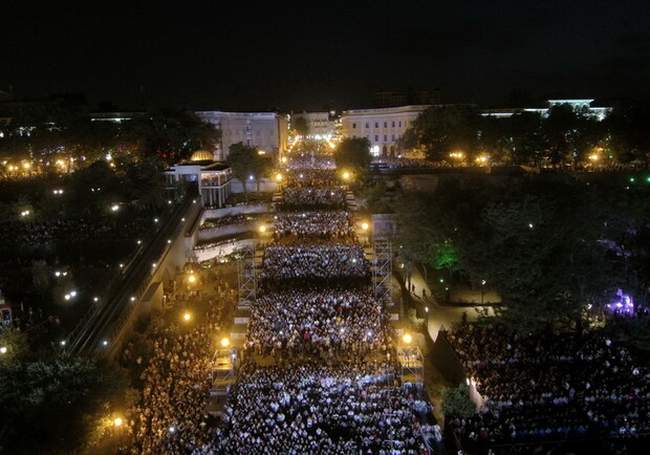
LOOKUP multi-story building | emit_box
[291,111,337,139]
[481,99,611,121]
[341,105,429,157]
[163,151,232,208]
[196,111,288,160]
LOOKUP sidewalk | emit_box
[403,265,494,342]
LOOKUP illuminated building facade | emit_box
[196,111,288,160]
[164,154,232,208]
[291,111,337,139]
[481,99,611,121]
[341,105,428,157]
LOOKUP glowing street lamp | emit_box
[220,337,230,348]
[110,204,120,212]
[275,172,283,182]
[341,170,351,181]
[258,225,267,234]
[113,417,123,428]
[182,311,192,322]
[187,273,197,284]
[0,346,7,355]
[402,333,413,345]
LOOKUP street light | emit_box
[182,311,192,322]
[402,333,413,345]
[110,204,120,212]
[220,337,230,348]
[275,173,283,182]
[259,225,267,233]
[113,417,123,428]
[187,273,197,284]
[361,222,369,231]
[0,346,7,355]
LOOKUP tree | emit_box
[396,176,627,332]
[125,110,220,164]
[227,142,259,200]
[293,116,309,137]
[441,384,476,418]
[0,356,129,453]
[334,137,371,176]
[0,330,29,366]
[401,105,481,161]
[123,157,165,210]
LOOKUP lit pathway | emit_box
[402,265,494,341]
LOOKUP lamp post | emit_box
[480,279,486,305]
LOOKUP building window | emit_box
[365,122,369,128]
[352,123,356,129]
[384,122,387,128]
[374,135,379,142]
[391,134,395,141]
[392,121,395,127]
[384,135,387,142]
[375,122,379,128]
[399,121,402,127]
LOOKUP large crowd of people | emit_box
[371,157,437,170]
[446,322,650,451]
[211,361,433,454]
[273,211,352,240]
[246,287,387,357]
[286,154,336,170]
[120,266,236,454]
[284,169,339,188]
[119,148,432,454]
[279,187,347,210]
[262,244,369,281]
[0,216,149,248]
[200,214,259,230]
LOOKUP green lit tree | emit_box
[442,384,475,418]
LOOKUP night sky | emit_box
[3,0,650,111]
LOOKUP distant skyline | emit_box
[3,1,650,110]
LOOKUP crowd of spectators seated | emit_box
[209,360,433,454]
[446,322,650,452]
[246,287,387,357]
[279,187,347,210]
[262,244,369,281]
[285,169,339,188]
[119,269,235,454]
[286,155,336,170]
[200,214,259,230]
[273,211,352,240]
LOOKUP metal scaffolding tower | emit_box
[237,246,256,310]
[397,345,424,384]
[372,238,392,304]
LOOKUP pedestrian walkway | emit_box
[403,265,494,341]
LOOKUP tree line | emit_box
[396,174,650,332]
[0,105,221,166]
[401,103,650,168]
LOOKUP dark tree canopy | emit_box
[334,137,371,173]
[396,175,649,331]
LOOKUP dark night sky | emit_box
[3,0,650,111]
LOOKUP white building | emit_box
[481,99,611,121]
[292,111,337,139]
[341,105,429,157]
[164,151,232,208]
[196,111,288,160]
